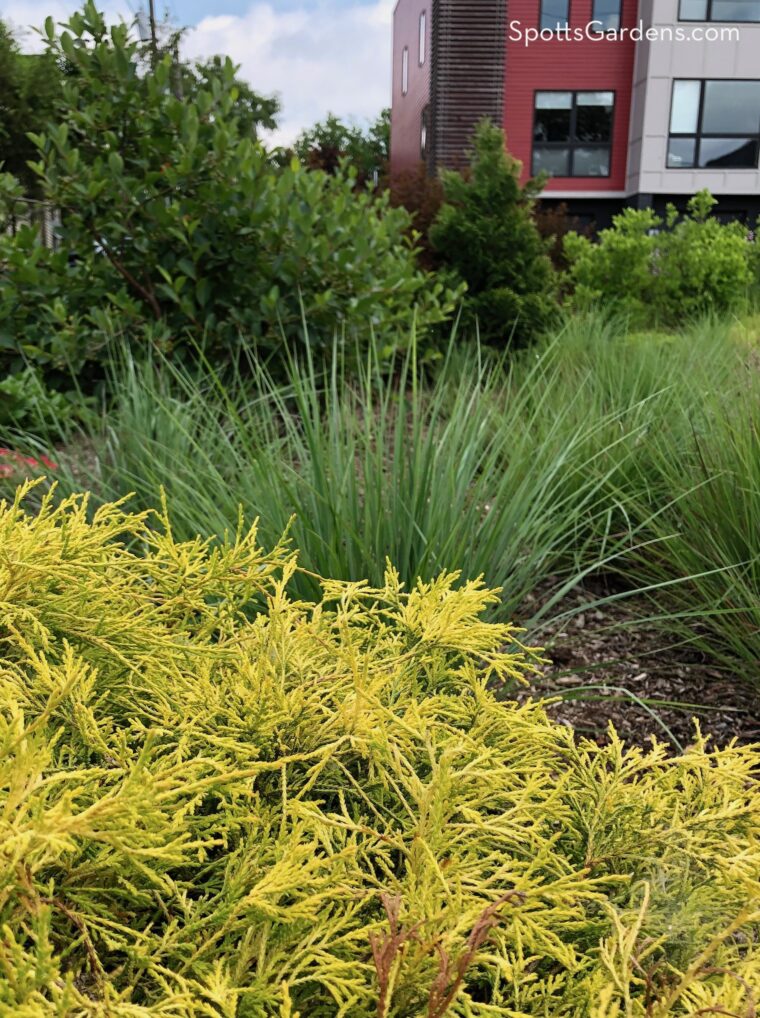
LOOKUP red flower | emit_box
[0,447,58,477]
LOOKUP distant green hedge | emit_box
[564,190,758,325]
[1,486,759,1016]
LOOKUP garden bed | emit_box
[515,584,760,750]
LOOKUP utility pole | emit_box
[148,0,158,68]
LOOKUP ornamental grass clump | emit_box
[1,485,759,1017]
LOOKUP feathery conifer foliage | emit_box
[1,486,759,1015]
[429,121,558,347]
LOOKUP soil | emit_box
[509,582,760,751]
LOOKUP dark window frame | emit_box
[591,0,622,29]
[679,0,760,21]
[667,78,760,170]
[539,0,571,32]
[531,89,616,179]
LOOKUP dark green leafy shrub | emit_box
[429,121,558,347]
[293,109,390,183]
[564,190,756,325]
[0,3,458,382]
[1,487,759,1015]
[0,19,61,196]
[0,365,92,437]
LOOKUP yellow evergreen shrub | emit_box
[1,484,758,1017]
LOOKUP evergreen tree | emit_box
[429,120,558,346]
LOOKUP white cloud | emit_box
[183,1,393,145]
[7,0,393,143]
[3,0,130,50]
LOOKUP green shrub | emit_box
[293,109,390,183]
[1,486,758,1015]
[564,191,755,325]
[0,3,458,383]
[429,121,558,347]
[0,365,92,438]
[0,18,61,196]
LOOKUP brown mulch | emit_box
[509,583,760,751]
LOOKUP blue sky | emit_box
[9,0,394,143]
[164,0,265,21]
[162,0,376,23]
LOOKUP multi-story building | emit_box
[390,0,760,223]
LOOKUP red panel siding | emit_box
[503,0,637,191]
[391,0,431,177]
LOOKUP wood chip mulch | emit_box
[508,583,760,752]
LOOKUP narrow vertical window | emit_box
[592,0,621,29]
[419,10,427,65]
[540,0,570,30]
[401,46,409,96]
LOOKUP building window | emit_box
[592,0,621,29]
[667,79,760,168]
[679,0,760,20]
[421,107,429,159]
[401,46,409,95]
[533,90,614,177]
[419,11,426,65]
[540,0,570,30]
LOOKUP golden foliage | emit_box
[0,485,758,1016]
